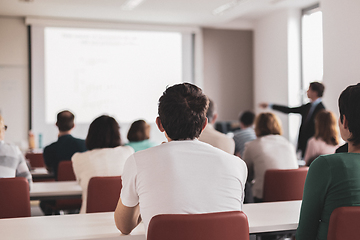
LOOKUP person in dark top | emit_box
[260,82,325,157]
[43,110,87,179]
[336,142,348,153]
[41,110,86,215]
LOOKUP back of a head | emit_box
[127,120,149,142]
[255,112,282,137]
[86,115,121,150]
[310,82,325,97]
[339,83,360,146]
[206,99,215,123]
[240,111,255,127]
[314,110,339,146]
[158,83,209,140]
[56,110,75,132]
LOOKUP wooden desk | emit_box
[0,201,301,239]
[30,181,82,200]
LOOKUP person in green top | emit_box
[125,120,157,152]
[296,83,360,240]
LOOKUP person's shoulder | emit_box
[43,141,58,152]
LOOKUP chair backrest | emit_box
[57,161,76,181]
[327,206,360,240]
[25,152,45,168]
[147,211,249,240]
[263,167,308,202]
[86,176,122,213]
[55,160,81,210]
[0,177,31,219]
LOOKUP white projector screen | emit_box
[31,26,194,146]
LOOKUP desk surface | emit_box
[30,181,82,200]
[0,200,301,240]
[30,167,55,179]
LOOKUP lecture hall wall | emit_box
[0,16,254,148]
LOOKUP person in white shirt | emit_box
[0,114,33,189]
[114,83,248,235]
[72,115,134,214]
[242,112,298,202]
[198,99,235,154]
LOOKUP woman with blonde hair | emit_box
[304,110,339,165]
[242,112,298,202]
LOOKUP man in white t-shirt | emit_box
[114,83,248,235]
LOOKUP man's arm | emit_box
[114,198,141,235]
[272,104,304,114]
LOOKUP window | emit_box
[301,4,323,103]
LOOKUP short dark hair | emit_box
[158,83,209,140]
[338,83,360,146]
[56,110,75,132]
[85,115,121,150]
[127,120,150,142]
[309,82,325,97]
[239,111,255,127]
[255,112,282,137]
[206,99,215,123]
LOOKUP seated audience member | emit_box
[296,83,360,240]
[304,110,339,165]
[0,115,32,188]
[198,98,235,154]
[242,112,298,202]
[114,83,248,235]
[233,111,256,157]
[43,110,87,178]
[125,120,157,152]
[72,115,134,214]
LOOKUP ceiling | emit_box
[0,0,318,28]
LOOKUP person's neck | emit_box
[310,97,320,103]
[348,142,360,153]
[58,131,71,137]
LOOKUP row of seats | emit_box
[1,171,360,239]
[0,174,121,218]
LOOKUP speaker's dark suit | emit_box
[272,101,325,157]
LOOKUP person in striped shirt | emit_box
[0,114,33,189]
[233,111,256,158]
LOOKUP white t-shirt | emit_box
[243,135,298,199]
[72,145,134,213]
[198,124,235,154]
[120,139,247,233]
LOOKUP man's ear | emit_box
[156,117,165,132]
[212,113,218,124]
[201,119,208,132]
[343,115,349,129]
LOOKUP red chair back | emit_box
[86,176,122,213]
[55,161,81,210]
[327,206,360,240]
[263,167,308,202]
[0,177,31,218]
[25,152,45,168]
[147,211,249,240]
[57,161,76,181]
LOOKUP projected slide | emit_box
[44,27,182,124]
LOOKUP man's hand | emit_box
[259,103,269,109]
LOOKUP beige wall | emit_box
[321,0,360,117]
[202,28,253,121]
[0,17,28,148]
